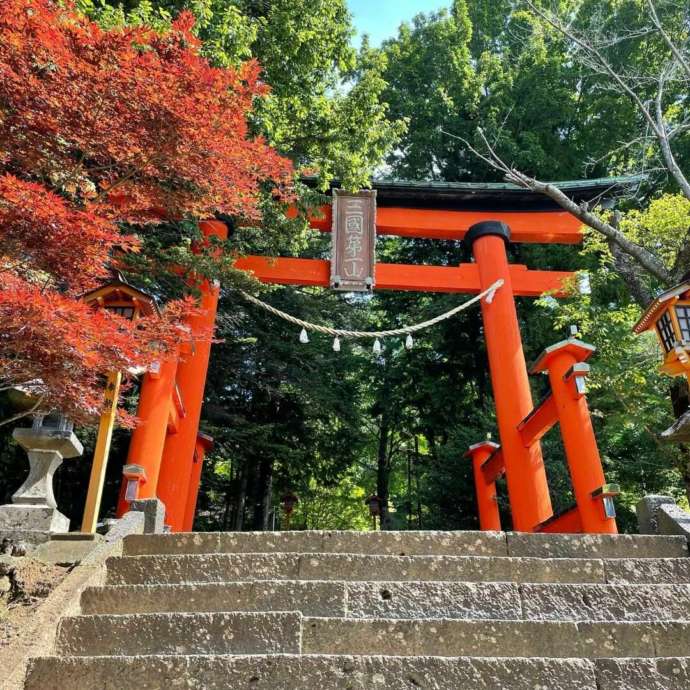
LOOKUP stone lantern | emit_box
[634,276,690,442]
[0,412,83,543]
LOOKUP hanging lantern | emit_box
[81,270,158,321]
[633,277,690,378]
[633,276,690,443]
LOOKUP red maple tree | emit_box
[0,0,292,425]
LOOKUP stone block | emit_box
[0,505,68,534]
[302,617,582,657]
[595,657,690,690]
[637,495,676,534]
[56,611,302,656]
[81,581,347,617]
[508,531,687,558]
[32,534,104,565]
[657,503,690,540]
[344,581,521,620]
[520,583,690,622]
[127,498,165,534]
[122,529,508,557]
[604,557,690,584]
[105,553,302,586]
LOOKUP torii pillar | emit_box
[465,221,553,531]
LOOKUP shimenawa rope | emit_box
[239,279,504,347]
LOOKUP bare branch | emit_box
[525,0,690,200]
[645,0,690,82]
[443,127,674,285]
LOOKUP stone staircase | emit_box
[24,531,690,689]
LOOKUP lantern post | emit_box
[80,274,157,533]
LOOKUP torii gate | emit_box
[116,178,622,534]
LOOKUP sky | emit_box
[348,0,449,46]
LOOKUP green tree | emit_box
[83,0,403,189]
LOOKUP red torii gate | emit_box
[117,178,623,533]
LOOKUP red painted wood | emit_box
[536,505,583,533]
[287,205,583,244]
[233,256,573,297]
[517,394,558,446]
[481,447,505,485]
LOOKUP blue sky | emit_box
[348,0,449,46]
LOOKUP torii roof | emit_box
[306,175,644,211]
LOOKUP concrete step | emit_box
[122,530,689,559]
[302,618,690,658]
[83,581,690,622]
[55,612,690,658]
[104,552,690,586]
[55,612,302,657]
[25,654,602,690]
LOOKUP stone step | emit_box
[104,552,690,586]
[303,618,690,658]
[26,654,690,690]
[82,581,348,617]
[595,657,690,690]
[25,654,602,690]
[82,581,690,622]
[55,613,690,658]
[122,530,688,559]
[55,612,302,657]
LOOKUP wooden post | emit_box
[81,371,121,533]
[533,340,618,534]
[157,219,228,531]
[466,221,553,531]
[464,441,502,531]
[116,357,178,516]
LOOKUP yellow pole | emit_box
[81,371,121,533]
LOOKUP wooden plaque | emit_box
[330,189,376,292]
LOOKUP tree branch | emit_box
[442,127,674,285]
[645,0,690,82]
[525,0,690,201]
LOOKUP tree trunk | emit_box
[260,459,274,531]
[377,409,392,530]
[232,462,248,531]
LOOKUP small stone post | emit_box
[0,414,83,543]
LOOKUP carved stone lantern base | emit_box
[0,422,82,545]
